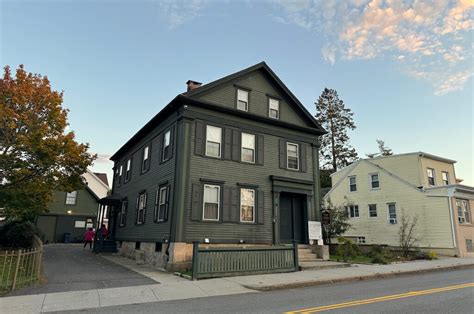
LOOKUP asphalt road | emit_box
[59,268,474,314]
[8,244,156,296]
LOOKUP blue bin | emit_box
[64,232,72,243]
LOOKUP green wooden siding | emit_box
[48,190,97,216]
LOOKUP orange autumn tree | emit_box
[0,65,96,220]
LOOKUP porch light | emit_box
[204,238,210,244]
[239,239,245,244]
[67,210,72,214]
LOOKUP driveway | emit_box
[8,244,157,296]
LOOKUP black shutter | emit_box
[232,130,241,162]
[191,183,202,221]
[300,143,307,172]
[164,185,170,221]
[195,121,205,156]
[135,196,139,224]
[223,128,232,160]
[257,190,264,224]
[222,186,232,222]
[257,134,264,166]
[157,133,163,163]
[279,139,286,169]
[143,192,147,224]
[230,187,239,222]
[169,125,175,160]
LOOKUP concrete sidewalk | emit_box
[1,256,473,313]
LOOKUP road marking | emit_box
[287,282,474,313]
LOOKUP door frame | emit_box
[279,192,309,244]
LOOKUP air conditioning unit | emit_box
[389,218,397,224]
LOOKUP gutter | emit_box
[447,187,457,250]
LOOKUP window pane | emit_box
[288,157,298,169]
[204,185,219,203]
[143,146,149,160]
[119,165,123,175]
[269,98,279,110]
[159,187,167,205]
[206,142,220,157]
[164,130,170,147]
[237,89,248,103]
[237,100,247,111]
[269,109,279,119]
[206,125,222,142]
[127,159,131,171]
[241,189,254,206]
[388,204,397,218]
[65,191,77,204]
[242,148,255,163]
[204,203,218,220]
[242,133,255,149]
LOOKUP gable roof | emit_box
[185,61,325,132]
[110,62,326,161]
[93,172,109,186]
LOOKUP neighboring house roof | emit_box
[82,169,110,199]
[93,172,109,186]
[110,61,326,161]
[320,187,331,197]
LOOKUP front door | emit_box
[279,193,308,244]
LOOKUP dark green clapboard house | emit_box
[100,62,326,271]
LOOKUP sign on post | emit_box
[308,221,323,246]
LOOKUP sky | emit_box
[1,0,473,185]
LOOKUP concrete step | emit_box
[299,253,318,259]
[299,261,351,270]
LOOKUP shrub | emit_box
[0,220,38,248]
[367,245,385,258]
[336,237,360,262]
[371,253,388,264]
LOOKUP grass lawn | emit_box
[330,254,374,264]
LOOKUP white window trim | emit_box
[349,176,357,192]
[457,199,471,224]
[162,130,171,161]
[369,172,380,190]
[387,202,397,224]
[137,193,147,224]
[268,98,280,119]
[205,125,222,158]
[237,89,249,112]
[241,133,255,164]
[65,191,77,205]
[368,204,378,218]
[142,146,149,171]
[346,205,360,219]
[427,168,436,186]
[442,171,449,185]
[202,184,220,221]
[286,142,299,171]
[156,186,167,222]
[240,188,255,223]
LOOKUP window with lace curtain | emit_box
[203,184,220,221]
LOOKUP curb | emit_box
[242,264,474,291]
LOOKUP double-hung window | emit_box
[119,200,128,227]
[162,130,171,161]
[369,204,377,217]
[155,186,168,222]
[349,176,357,192]
[118,165,123,184]
[240,188,255,223]
[237,89,249,111]
[346,205,359,218]
[241,133,255,163]
[125,158,132,182]
[442,171,449,185]
[370,173,380,189]
[136,192,147,224]
[388,203,397,224]
[65,191,77,205]
[205,125,222,158]
[203,184,220,221]
[457,199,471,224]
[269,98,279,119]
[287,142,299,170]
[427,168,435,186]
[141,145,150,172]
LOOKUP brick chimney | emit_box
[186,80,202,92]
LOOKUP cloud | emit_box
[156,0,211,29]
[271,0,474,95]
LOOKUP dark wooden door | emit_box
[279,193,307,244]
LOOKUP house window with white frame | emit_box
[237,89,249,111]
[203,184,220,221]
[369,204,377,217]
[241,133,255,163]
[205,125,222,158]
[155,186,168,222]
[388,203,397,224]
[136,192,147,224]
[119,200,128,227]
[427,168,435,186]
[269,98,279,119]
[370,173,380,189]
[162,130,171,161]
[125,158,132,182]
[287,142,299,170]
[240,188,255,223]
[349,176,357,192]
[442,171,449,185]
[65,191,77,205]
[141,145,150,172]
[456,199,471,224]
[346,205,359,218]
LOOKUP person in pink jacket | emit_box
[83,228,95,250]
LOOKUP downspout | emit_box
[447,187,457,252]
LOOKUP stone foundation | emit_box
[117,241,169,269]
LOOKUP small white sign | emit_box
[86,223,93,229]
[74,221,86,228]
[308,221,323,246]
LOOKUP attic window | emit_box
[269,98,279,119]
[237,89,248,112]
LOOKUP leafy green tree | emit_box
[367,139,393,158]
[321,198,351,244]
[315,88,358,172]
[0,65,96,220]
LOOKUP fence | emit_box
[192,241,299,280]
[0,235,43,293]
